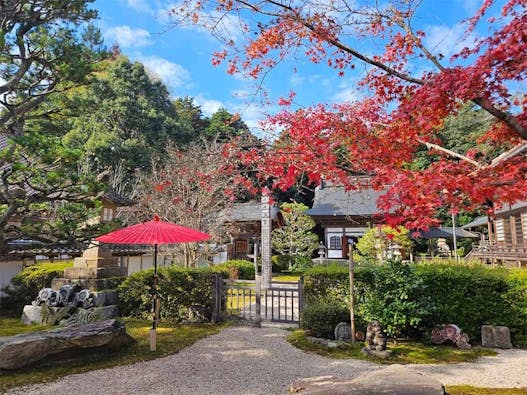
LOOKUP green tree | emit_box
[356,226,412,263]
[0,4,110,250]
[173,97,210,136]
[272,202,319,270]
[61,56,193,174]
[204,108,251,142]
[0,0,100,135]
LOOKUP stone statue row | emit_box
[32,285,95,309]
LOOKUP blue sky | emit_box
[92,0,490,133]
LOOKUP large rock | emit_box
[289,365,445,395]
[0,319,134,370]
[481,325,513,349]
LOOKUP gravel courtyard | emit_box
[6,326,527,395]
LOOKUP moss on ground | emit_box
[0,318,226,392]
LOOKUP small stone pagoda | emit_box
[21,242,127,326]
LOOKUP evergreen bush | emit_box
[1,261,73,314]
[118,266,228,321]
[213,260,255,279]
[302,260,527,346]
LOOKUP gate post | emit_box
[255,276,262,327]
[212,273,223,323]
[298,276,304,325]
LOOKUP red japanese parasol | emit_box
[95,215,211,245]
[95,215,211,351]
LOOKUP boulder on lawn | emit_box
[0,319,134,370]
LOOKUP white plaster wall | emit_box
[0,260,25,297]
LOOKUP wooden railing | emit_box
[469,243,527,261]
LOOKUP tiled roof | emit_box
[307,184,384,217]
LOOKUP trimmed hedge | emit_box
[302,261,527,346]
[1,261,73,314]
[300,302,350,339]
[213,260,255,280]
[118,266,228,322]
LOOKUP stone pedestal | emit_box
[56,241,126,291]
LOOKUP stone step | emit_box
[289,365,445,395]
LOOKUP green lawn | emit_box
[272,273,302,282]
[287,329,497,364]
[0,318,226,392]
[446,386,527,395]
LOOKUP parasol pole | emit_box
[150,243,159,351]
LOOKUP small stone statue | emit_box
[334,322,352,341]
[365,320,387,351]
[56,285,76,307]
[32,288,57,306]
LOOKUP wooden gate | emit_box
[219,278,303,325]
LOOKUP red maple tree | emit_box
[171,0,526,229]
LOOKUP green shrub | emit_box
[213,260,255,280]
[358,260,433,339]
[416,263,513,340]
[300,301,350,339]
[1,261,73,313]
[118,266,228,322]
[271,255,290,273]
[505,269,527,347]
[302,261,527,346]
[303,263,371,306]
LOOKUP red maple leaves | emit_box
[174,0,526,229]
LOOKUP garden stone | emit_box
[21,305,43,325]
[60,305,119,327]
[0,319,134,370]
[288,365,445,394]
[334,322,351,341]
[92,290,118,307]
[361,347,393,359]
[481,325,512,349]
[431,324,471,349]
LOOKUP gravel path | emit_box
[6,326,527,395]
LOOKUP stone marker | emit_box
[334,322,351,341]
[481,325,513,349]
[288,365,445,394]
[0,319,134,370]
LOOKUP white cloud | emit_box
[105,26,152,48]
[195,97,224,116]
[424,23,478,59]
[331,78,362,104]
[126,0,154,14]
[141,56,191,90]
